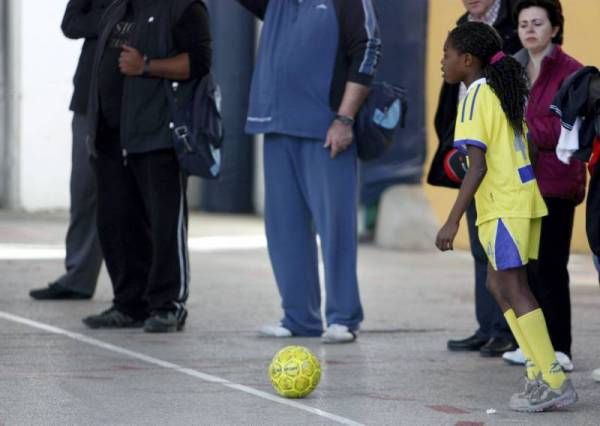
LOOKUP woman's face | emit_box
[518,6,559,54]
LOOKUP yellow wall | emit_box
[425,0,600,252]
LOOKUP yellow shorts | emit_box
[478,217,541,271]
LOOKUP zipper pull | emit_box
[122,148,128,166]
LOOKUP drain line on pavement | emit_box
[0,310,363,426]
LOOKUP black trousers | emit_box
[94,126,189,319]
[527,197,576,357]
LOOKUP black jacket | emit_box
[588,161,600,256]
[87,0,211,155]
[550,66,600,162]
[61,0,113,114]
[427,0,522,188]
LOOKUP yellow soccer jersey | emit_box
[454,78,547,225]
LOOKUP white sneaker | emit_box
[321,324,357,344]
[556,351,574,372]
[503,348,526,365]
[592,368,600,382]
[503,348,574,372]
[258,323,292,338]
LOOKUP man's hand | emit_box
[435,220,459,252]
[324,120,354,159]
[119,44,144,76]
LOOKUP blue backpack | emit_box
[164,75,223,178]
[354,82,407,161]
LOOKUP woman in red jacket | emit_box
[502,0,585,370]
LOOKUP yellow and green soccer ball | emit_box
[268,345,321,398]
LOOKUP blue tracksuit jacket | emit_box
[238,0,381,140]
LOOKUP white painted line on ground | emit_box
[0,235,268,260]
[0,311,364,426]
[188,235,267,251]
[0,244,65,260]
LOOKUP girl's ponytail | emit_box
[484,55,529,135]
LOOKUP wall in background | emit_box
[425,0,600,252]
[11,0,78,210]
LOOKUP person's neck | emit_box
[471,12,488,21]
[528,43,554,68]
[470,3,494,23]
[464,72,484,89]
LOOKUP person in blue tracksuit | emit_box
[237,0,381,343]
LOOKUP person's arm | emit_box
[325,0,381,158]
[119,2,212,81]
[119,46,191,80]
[235,0,269,20]
[61,0,109,40]
[339,0,381,87]
[435,146,487,251]
[172,2,212,80]
[324,82,370,158]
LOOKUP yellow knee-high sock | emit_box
[517,308,566,389]
[504,309,540,380]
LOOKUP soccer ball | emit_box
[268,345,321,398]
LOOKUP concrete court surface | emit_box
[0,210,599,426]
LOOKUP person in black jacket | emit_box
[81,0,211,333]
[429,0,522,357]
[29,0,111,301]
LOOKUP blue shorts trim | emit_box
[495,219,523,270]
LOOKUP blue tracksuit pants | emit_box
[263,134,364,336]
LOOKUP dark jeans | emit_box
[527,197,576,357]
[466,201,512,341]
[94,126,189,319]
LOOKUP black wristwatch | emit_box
[334,114,355,126]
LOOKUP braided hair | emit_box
[448,22,528,135]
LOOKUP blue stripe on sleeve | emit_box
[469,84,481,121]
[359,0,381,76]
[518,165,535,183]
[454,139,487,154]
[461,92,470,123]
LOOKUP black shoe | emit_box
[447,333,489,351]
[30,282,91,300]
[479,337,517,358]
[82,307,144,329]
[144,309,187,333]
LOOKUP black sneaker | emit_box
[447,333,488,351]
[30,282,91,300]
[82,307,144,329]
[479,337,517,357]
[144,309,187,333]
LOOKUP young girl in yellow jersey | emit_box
[435,22,577,412]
